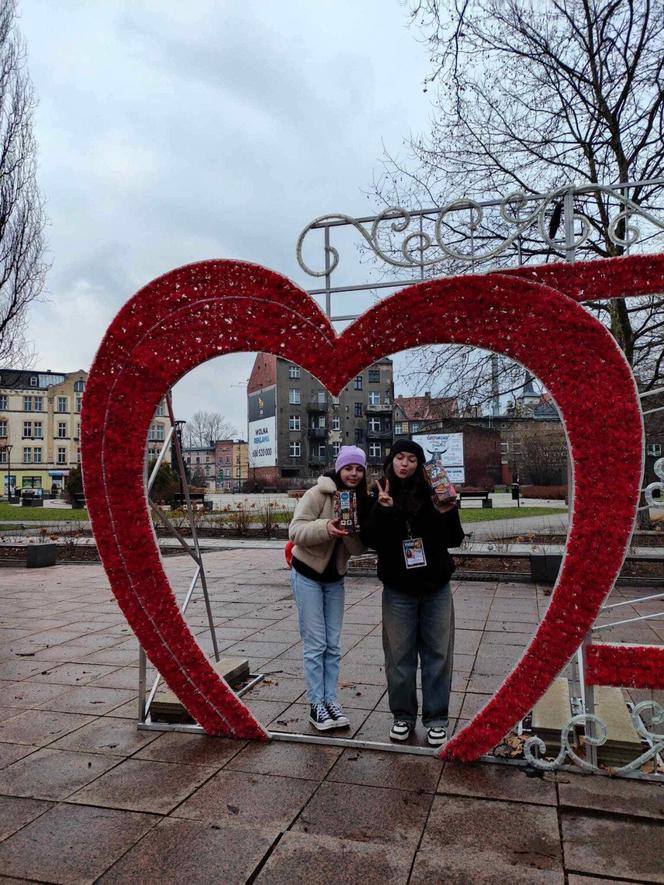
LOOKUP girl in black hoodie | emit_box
[362,439,464,746]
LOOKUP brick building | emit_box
[183,439,248,491]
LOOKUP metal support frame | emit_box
[137,391,219,723]
[130,179,664,772]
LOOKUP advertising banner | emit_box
[248,387,277,467]
[412,431,465,483]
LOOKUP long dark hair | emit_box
[384,461,433,517]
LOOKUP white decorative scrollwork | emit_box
[296,183,664,278]
[644,457,664,509]
[523,701,664,776]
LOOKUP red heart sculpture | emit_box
[82,254,654,760]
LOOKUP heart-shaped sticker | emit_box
[82,254,653,760]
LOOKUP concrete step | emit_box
[149,656,250,723]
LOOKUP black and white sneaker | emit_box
[427,726,447,747]
[390,720,414,742]
[325,701,350,728]
[309,703,336,731]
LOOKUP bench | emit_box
[458,489,493,508]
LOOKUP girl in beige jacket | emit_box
[289,446,368,730]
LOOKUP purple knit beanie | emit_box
[335,445,367,472]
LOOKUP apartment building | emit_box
[183,439,249,491]
[0,369,87,494]
[247,354,394,486]
[0,368,171,496]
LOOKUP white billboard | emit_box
[412,432,465,483]
[248,416,277,468]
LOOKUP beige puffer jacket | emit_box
[288,476,366,575]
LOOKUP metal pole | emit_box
[166,393,220,662]
[324,225,332,318]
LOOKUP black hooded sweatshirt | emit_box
[361,484,464,596]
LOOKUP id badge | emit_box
[403,537,427,569]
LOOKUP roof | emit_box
[0,369,86,390]
[394,395,458,421]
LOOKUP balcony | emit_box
[365,401,392,414]
[367,455,384,466]
[306,398,328,412]
[308,454,328,466]
[366,428,393,439]
[307,427,327,440]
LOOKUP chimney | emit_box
[425,391,431,399]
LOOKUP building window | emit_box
[288,365,301,379]
[369,418,381,432]
[57,446,67,464]
[354,402,363,417]
[317,415,326,428]
[647,443,662,457]
[155,401,166,417]
[33,447,42,464]
[332,442,340,457]
[289,441,301,457]
[331,395,340,405]
[57,396,68,413]
[23,447,33,463]
[74,379,85,392]
[34,396,43,411]
[288,389,301,405]
[500,441,509,456]
[0,419,6,437]
[317,390,326,405]
[318,444,326,457]
[332,416,340,431]
[368,391,381,406]
[288,415,300,431]
[368,369,380,384]
[354,375,363,390]
[23,396,33,412]
[355,428,364,444]
[0,449,6,463]
[411,422,420,433]
[30,376,38,387]
[0,394,7,409]
[369,443,381,458]
[75,395,82,412]
[394,422,403,435]
[148,422,165,441]
[34,422,43,438]
[57,421,67,438]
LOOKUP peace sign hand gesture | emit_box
[375,479,394,508]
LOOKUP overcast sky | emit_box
[19,0,434,434]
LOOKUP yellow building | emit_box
[0,368,170,495]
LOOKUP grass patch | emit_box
[0,503,88,523]
[458,506,567,523]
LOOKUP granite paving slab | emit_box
[254,831,415,884]
[97,818,278,885]
[562,812,664,883]
[411,795,564,883]
[0,803,158,884]
[0,747,118,800]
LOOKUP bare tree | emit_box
[518,424,567,486]
[0,0,46,369]
[183,411,237,448]
[376,0,664,405]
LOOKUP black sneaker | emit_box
[390,720,414,742]
[325,701,350,728]
[309,703,336,731]
[427,726,447,747]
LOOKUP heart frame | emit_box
[81,252,660,761]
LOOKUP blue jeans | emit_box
[382,583,454,727]
[290,569,345,705]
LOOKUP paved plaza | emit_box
[0,548,662,883]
